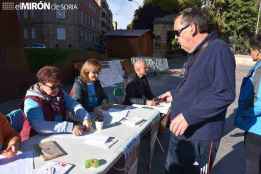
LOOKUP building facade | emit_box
[18,0,112,49]
[96,0,113,35]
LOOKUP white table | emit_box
[22,107,160,174]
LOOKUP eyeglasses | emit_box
[173,24,190,37]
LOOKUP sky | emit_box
[107,0,144,29]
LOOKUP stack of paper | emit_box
[84,135,118,149]
[33,161,74,174]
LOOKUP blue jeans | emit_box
[165,134,219,174]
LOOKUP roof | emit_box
[105,29,151,37]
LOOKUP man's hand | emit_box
[170,113,189,136]
[82,119,92,131]
[146,100,157,106]
[159,91,173,102]
[72,125,84,136]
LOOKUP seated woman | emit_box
[0,112,20,158]
[70,59,108,112]
[24,66,92,136]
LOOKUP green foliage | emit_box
[25,48,80,72]
[206,0,258,53]
[139,0,259,54]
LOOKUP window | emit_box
[31,28,36,39]
[57,27,65,40]
[80,11,84,25]
[24,28,28,39]
[56,10,65,19]
[23,11,28,18]
[80,31,84,41]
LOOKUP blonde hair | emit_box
[80,58,102,83]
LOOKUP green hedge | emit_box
[25,48,81,72]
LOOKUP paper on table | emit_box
[103,108,130,124]
[132,102,171,115]
[84,134,118,149]
[121,116,146,127]
[33,161,74,174]
[0,151,34,174]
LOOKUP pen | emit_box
[49,167,55,174]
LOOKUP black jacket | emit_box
[123,75,154,105]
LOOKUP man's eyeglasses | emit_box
[173,24,190,37]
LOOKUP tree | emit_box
[131,4,169,30]
[131,0,259,54]
[206,0,258,53]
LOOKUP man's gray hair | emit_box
[177,8,210,33]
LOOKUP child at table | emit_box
[0,112,21,158]
[70,58,108,112]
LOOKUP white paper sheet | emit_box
[0,151,34,174]
[105,108,130,124]
[98,60,124,87]
[84,135,118,149]
[132,102,171,115]
[33,161,74,174]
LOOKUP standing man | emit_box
[160,8,235,174]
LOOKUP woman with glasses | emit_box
[235,34,261,174]
[23,66,92,137]
[70,58,108,112]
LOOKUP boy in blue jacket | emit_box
[235,34,261,174]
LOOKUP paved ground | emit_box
[0,55,253,174]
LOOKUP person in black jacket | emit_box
[123,59,157,106]
[159,8,235,174]
[70,59,107,112]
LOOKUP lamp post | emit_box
[256,0,261,35]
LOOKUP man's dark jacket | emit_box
[171,32,236,141]
[123,75,154,105]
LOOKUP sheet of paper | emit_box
[33,161,74,174]
[132,102,171,115]
[84,134,118,149]
[98,60,124,87]
[0,151,34,174]
[105,108,130,124]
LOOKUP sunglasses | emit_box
[173,24,190,37]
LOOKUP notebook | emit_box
[37,141,67,161]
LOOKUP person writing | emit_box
[0,112,20,158]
